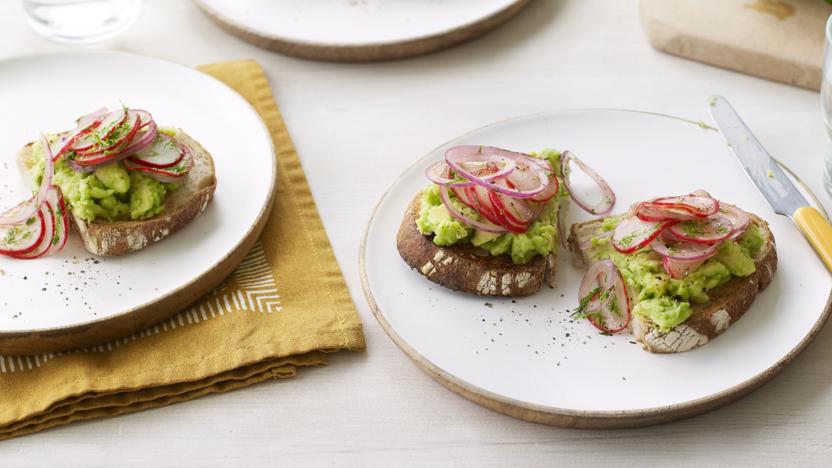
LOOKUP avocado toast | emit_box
[2,106,215,259]
[397,146,614,296]
[568,192,776,353]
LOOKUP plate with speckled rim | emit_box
[0,51,275,353]
[360,109,832,428]
[193,0,530,62]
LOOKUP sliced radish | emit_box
[612,216,674,254]
[578,260,631,333]
[439,185,505,234]
[720,204,752,240]
[662,256,708,280]
[0,200,46,256]
[669,213,733,245]
[649,231,718,261]
[488,191,528,233]
[75,113,141,161]
[126,133,185,169]
[12,202,54,260]
[651,195,719,217]
[45,187,69,255]
[528,173,559,203]
[635,202,704,222]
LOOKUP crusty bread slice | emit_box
[17,129,217,256]
[396,193,562,297]
[568,214,777,353]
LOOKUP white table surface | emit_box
[1,0,831,466]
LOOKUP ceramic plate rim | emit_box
[193,0,530,49]
[360,108,832,422]
[0,50,277,337]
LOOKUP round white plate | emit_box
[194,0,530,61]
[0,52,275,349]
[362,110,832,427]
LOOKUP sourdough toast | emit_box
[17,129,216,256]
[568,215,777,353]
[397,193,559,296]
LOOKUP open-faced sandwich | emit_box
[397,145,613,296]
[568,190,776,353]
[1,106,216,259]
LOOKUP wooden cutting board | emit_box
[640,0,832,90]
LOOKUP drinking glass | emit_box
[23,0,141,43]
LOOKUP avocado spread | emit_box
[416,149,567,265]
[589,217,765,331]
[30,137,179,222]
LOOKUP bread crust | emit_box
[17,129,217,256]
[396,193,557,296]
[568,214,777,353]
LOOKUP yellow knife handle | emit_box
[794,206,832,272]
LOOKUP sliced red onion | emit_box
[561,151,615,216]
[439,185,506,233]
[425,156,515,187]
[578,260,631,333]
[0,135,53,226]
[445,145,549,199]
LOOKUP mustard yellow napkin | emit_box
[0,60,366,441]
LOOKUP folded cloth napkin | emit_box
[0,60,366,441]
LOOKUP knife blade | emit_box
[708,95,832,272]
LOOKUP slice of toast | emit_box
[568,214,777,353]
[17,129,217,256]
[396,193,561,297]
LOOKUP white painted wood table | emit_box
[1,0,831,466]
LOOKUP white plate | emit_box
[0,52,275,344]
[362,109,832,427]
[194,0,529,61]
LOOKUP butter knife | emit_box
[708,95,832,272]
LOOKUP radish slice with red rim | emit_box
[720,204,752,239]
[0,135,54,227]
[0,200,46,256]
[611,216,673,254]
[662,256,708,280]
[128,133,184,168]
[45,187,69,255]
[668,213,733,245]
[651,195,719,217]
[439,185,506,234]
[635,202,704,222]
[12,202,54,260]
[74,113,141,160]
[650,231,718,261]
[577,260,631,333]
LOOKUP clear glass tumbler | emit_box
[822,14,832,196]
[23,0,141,43]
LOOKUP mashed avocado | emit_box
[590,218,765,331]
[30,139,178,222]
[416,149,567,264]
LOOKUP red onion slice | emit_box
[439,185,506,234]
[578,260,631,333]
[561,151,615,216]
[425,156,515,187]
[577,228,613,250]
[445,146,549,199]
